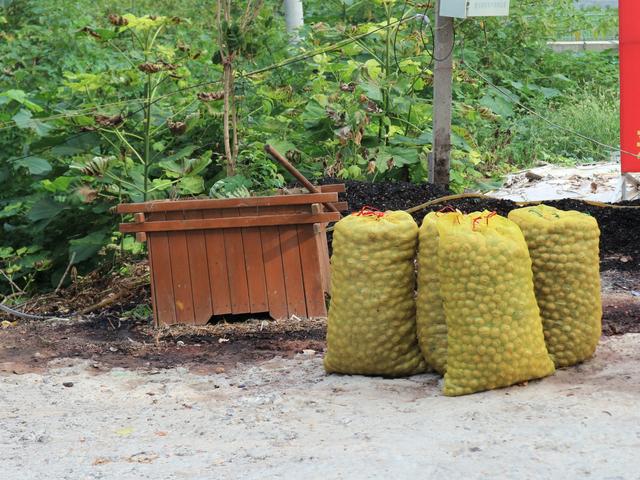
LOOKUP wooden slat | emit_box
[134,213,147,242]
[238,210,269,314]
[260,209,288,320]
[120,212,341,233]
[279,224,307,318]
[259,205,309,320]
[297,224,327,317]
[203,209,232,315]
[319,184,346,193]
[146,212,176,326]
[145,222,158,326]
[165,210,196,324]
[223,208,251,314]
[316,222,331,295]
[184,210,213,325]
[116,192,339,214]
[330,201,349,212]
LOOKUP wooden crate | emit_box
[117,186,346,326]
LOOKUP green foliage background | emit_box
[0,0,619,293]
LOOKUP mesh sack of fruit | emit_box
[437,212,555,396]
[509,205,602,367]
[416,210,469,374]
[324,208,427,377]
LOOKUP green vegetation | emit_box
[0,0,619,294]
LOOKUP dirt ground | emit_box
[0,268,638,375]
[1,334,639,480]
[0,269,638,479]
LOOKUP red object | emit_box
[620,0,640,173]
[353,206,386,218]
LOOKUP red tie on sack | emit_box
[353,206,386,219]
[472,211,497,231]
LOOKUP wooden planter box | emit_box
[117,186,346,326]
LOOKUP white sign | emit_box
[440,0,510,19]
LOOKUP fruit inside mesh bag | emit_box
[324,208,426,377]
[437,211,555,396]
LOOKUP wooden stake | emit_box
[430,0,454,188]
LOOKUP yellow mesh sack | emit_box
[437,212,555,396]
[324,209,427,377]
[416,211,469,374]
[508,205,602,367]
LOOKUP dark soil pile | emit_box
[319,178,640,271]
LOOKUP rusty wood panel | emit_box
[319,184,346,193]
[223,208,251,314]
[165,210,196,324]
[279,224,307,318]
[297,224,327,318]
[120,211,341,233]
[146,212,176,326]
[116,192,339,214]
[203,209,232,316]
[238,212,268,314]
[184,210,213,325]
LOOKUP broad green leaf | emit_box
[12,109,52,136]
[364,59,382,80]
[179,176,204,195]
[0,89,43,112]
[69,231,108,263]
[161,145,198,163]
[41,176,75,193]
[390,130,433,146]
[149,178,173,192]
[266,139,297,156]
[540,86,561,99]
[359,82,382,103]
[50,133,101,156]
[27,198,65,222]
[0,202,23,219]
[479,92,515,118]
[15,156,51,175]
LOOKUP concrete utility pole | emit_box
[430,0,454,187]
[284,0,304,39]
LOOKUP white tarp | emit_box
[488,162,622,202]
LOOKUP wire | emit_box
[431,19,456,63]
[392,0,411,72]
[461,59,639,159]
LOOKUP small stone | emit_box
[177,340,185,347]
[215,367,225,374]
[63,382,74,388]
[302,349,316,355]
[109,346,118,353]
[218,338,230,344]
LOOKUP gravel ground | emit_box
[1,334,639,480]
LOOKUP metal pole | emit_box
[284,0,304,40]
[430,0,454,187]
